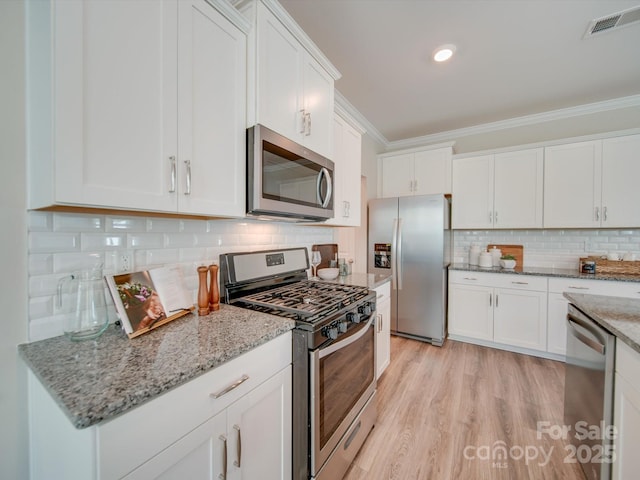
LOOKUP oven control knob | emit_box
[338,320,348,333]
[347,312,359,323]
[327,327,338,340]
[359,303,372,316]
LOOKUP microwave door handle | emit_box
[317,167,332,208]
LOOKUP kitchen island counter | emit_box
[19,304,294,429]
[564,293,640,354]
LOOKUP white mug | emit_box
[622,252,636,261]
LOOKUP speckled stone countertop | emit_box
[18,304,295,429]
[450,263,640,283]
[318,272,392,289]
[564,293,640,354]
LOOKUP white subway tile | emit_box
[29,254,53,275]
[165,233,197,248]
[29,274,64,297]
[146,218,181,233]
[180,219,208,233]
[29,296,53,319]
[29,315,65,342]
[52,252,103,273]
[127,233,164,249]
[179,248,209,263]
[29,232,79,253]
[106,216,147,232]
[81,233,127,250]
[54,213,103,232]
[28,212,52,232]
[145,248,180,267]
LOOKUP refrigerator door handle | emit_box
[397,218,403,290]
[391,218,398,290]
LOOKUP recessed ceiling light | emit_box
[433,44,456,62]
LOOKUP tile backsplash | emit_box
[27,211,334,341]
[454,229,640,268]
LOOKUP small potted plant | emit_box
[500,254,517,269]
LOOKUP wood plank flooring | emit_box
[344,336,586,480]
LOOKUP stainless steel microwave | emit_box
[247,124,334,222]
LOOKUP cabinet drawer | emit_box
[449,270,547,291]
[98,332,292,480]
[616,340,640,385]
[374,281,391,301]
[549,277,640,298]
[449,270,493,285]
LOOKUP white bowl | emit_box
[500,259,516,269]
[317,268,339,280]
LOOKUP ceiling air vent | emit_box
[584,5,640,38]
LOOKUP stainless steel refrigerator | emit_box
[368,194,451,345]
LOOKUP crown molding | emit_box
[384,94,640,152]
[335,91,387,145]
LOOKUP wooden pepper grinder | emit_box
[197,266,210,316]
[208,264,220,312]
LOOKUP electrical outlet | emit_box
[116,251,134,273]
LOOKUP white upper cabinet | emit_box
[544,135,640,228]
[248,0,338,159]
[27,0,247,217]
[379,146,452,198]
[452,148,543,229]
[326,113,362,226]
[601,134,640,227]
[544,140,602,228]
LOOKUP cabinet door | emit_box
[544,141,602,228]
[493,288,547,351]
[547,293,569,356]
[123,410,227,480]
[177,0,246,216]
[302,54,334,159]
[226,366,292,480]
[448,284,493,341]
[381,153,414,197]
[613,373,640,480]
[256,2,302,142]
[53,0,178,212]
[328,116,362,226]
[493,148,543,228]
[601,134,640,228]
[451,155,494,229]
[413,148,452,195]
[376,297,391,379]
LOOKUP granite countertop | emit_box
[19,304,295,429]
[563,293,640,354]
[450,263,640,283]
[318,272,392,289]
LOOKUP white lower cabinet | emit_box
[613,340,640,480]
[375,281,391,379]
[448,271,547,354]
[29,333,292,480]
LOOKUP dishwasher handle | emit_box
[566,313,606,355]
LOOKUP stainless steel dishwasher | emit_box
[564,303,616,480]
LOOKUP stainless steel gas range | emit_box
[220,248,377,480]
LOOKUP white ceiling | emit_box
[278,0,640,148]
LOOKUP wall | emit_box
[27,211,335,341]
[453,229,640,269]
[0,0,29,478]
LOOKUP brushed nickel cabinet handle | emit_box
[489,294,492,307]
[305,111,311,136]
[494,211,498,223]
[233,424,242,467]
[463,277,478,281]
[184,159,191,195]
[169,156,176,193]
[299,109,306,134]
[595,206,600,221]
[603,206,608,222]
[219,434,227,479]
[496,294,499,308]
[210,374,249,399]
[511,281,529,285]
[568,286,589,290]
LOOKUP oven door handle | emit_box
[566,313,606,355]
[319,314,375,359]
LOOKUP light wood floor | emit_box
[344,336,586,480]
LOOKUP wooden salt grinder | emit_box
[209,264,220,311]
[197,266,210,316]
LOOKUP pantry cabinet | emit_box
[326,113,363,226]
[246,0,339,159]
[29,333,292,480]
[452,148,543,229]
[375,281,391,379]
[544,134,640,228]
[448,271,547,353]
[27,0,248,217]
[379,146,453,198]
